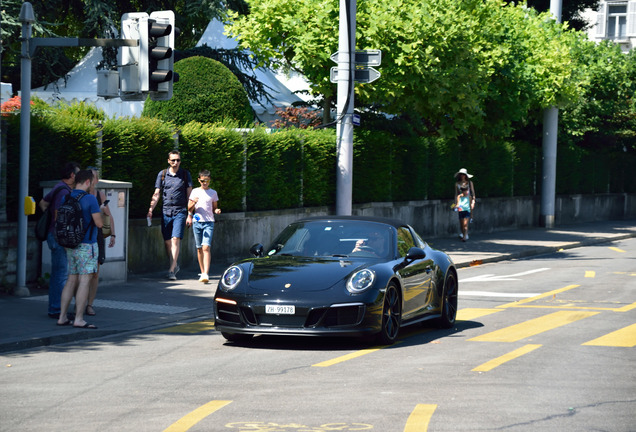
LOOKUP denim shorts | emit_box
[193,221,215,248]
[162,210,187,241]
[458,210,471,220]
[67,243,98,275]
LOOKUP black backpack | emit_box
[55,192,92,248]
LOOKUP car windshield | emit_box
[266,220,394,259]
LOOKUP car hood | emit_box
[246,256,365,292]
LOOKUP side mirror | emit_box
[250,243,264,257]
[405,247,426,261]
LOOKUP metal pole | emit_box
[16,2,35,296]
[335,0,355,216]
[540,0,562,228]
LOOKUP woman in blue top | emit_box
[455,185,472,242]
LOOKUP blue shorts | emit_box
[162,210,187,241]
[67,243,98,275]
[458,210,471,220]
[193,221,215,248]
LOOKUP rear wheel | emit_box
[376,282,402,345]
[438,272,458,328]
[221,332,253,343]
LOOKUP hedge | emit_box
[3,106,636,222]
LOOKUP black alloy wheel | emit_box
[376,282,402,345]
[438,271,458,328]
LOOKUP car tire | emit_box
[221,332,253,343]
[376,282,402,345]
[437,271,458,328]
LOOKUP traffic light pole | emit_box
[15,2,137,295]
[335,0,356,216]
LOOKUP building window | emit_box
[596,1,636,39]
[608,4,628,39]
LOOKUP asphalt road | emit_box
[1,239,635,431]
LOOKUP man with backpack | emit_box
[147,150,193,280]
[56,170,103,329]
[38,161,80,319]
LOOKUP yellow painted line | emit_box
[582,324,636,347]
[153,320,215,334]
[609,247,626,253]
[497,305,625,312]
[404,404,437,432]
[468,311,599,342]
[312,343,401,367]
[616,301,636,312]
[585,271,595,278]
[457,308,503,321]
[497,285,580,309]
[163,400,232,432]
[472,344,542,372]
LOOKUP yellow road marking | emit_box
[616,301,636,312]
[609,247,626,253]
[498,304,627,312]
[585,271,595,278]
[404,404,437,432]
[163,400,232,432]
[457,308,503,321]
[497,285,580,309]
[582,323,636,347]
[312,343,400,367]
[472,344,542,372]
[153,320,215,334]
[468,311,599,342]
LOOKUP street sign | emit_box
[330,66,381,84]
[352,113,361,126]
[330,49,382,66]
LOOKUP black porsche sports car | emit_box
[214,216,458,344]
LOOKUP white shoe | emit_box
[199,273,209,283]
[458,233,463,239]
[174,265,180,276]
[464,234,469,240]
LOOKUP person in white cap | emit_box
[454,168,476,239]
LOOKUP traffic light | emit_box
[119,12,148,101]
[144,11,178,101]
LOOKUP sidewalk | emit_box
[1,219,635,354]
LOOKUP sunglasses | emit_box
[169,159,181,162]
[199,179,210,183]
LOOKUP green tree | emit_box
[229,0,582,140]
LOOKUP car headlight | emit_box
[347,269,375,294]
[220,266,243,291]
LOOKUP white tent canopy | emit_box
[28,19,312,124]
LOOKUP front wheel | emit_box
[438,271,458,328]
[376,282,402,345]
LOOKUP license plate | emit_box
[266,304,295,315]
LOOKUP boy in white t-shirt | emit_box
[187,170,221,282]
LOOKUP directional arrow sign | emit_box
[330,49,382,66]
[330,66,381,84]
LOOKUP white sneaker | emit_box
[464,234,469,240]
[458,233,463,239]
[199,273,209,283]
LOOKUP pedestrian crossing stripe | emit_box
[468,310,600,342]
[582,323,636,347]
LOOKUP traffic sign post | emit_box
[330,66,381,84]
